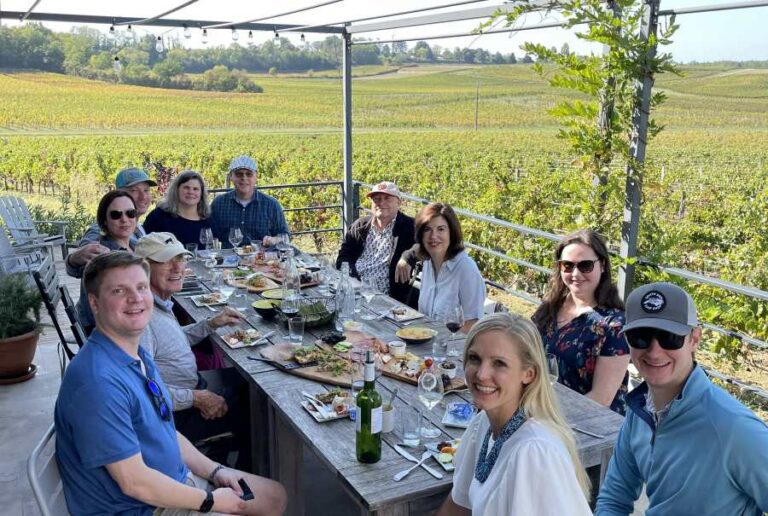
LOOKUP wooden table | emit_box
[175,254,624,515]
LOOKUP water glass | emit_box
[400,406,422,447]
[185,243,198,261]
[547,353,559,386]
[432,338,448,362]
[288,315,305,344]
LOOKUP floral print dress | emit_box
[540,307,629,415]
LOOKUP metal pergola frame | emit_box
[2,0,768,303]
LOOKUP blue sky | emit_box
[1,0,765,62]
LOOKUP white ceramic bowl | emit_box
[438,361,458,379]
[388,340,407,357]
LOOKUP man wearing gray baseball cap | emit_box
[596,282,768,515]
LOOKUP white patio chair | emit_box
[27,424,71,516]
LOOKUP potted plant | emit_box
[0,272,42,383]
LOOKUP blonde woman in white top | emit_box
[437,313,591,516]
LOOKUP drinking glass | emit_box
[360,277,380,320]
[443,305,464,357]
[185,243,198,261]
[400,406,422,447]
[228,227,243,250]
[417,370,444,439]
[281,294,300,319]
[288,315,305,344]
[199,227,214,251]
[547,353,559,386]
[275,233,291,259]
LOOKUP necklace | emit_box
[474,407,527,483]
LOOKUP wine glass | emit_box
[443,305,465,357]
[360,277,380,320]
[199,227,213,252]
[546,353,559,386]
[417,370,444,439]
[275,233,291,259]
[228,227,243,250]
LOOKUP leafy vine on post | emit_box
[481,0,680,233]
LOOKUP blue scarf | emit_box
[474,407,527,483]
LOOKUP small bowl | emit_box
[388,340,406,357]
[395,326,437,345]
[438,360,458,379]
[252,299,277,319]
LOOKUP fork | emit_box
[393,451,433,482]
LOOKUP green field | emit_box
[1,64,766,365]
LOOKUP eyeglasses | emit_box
[558,259,600,274]
[624,328,687,350]
[109,209,138,220]
[145,376,172,421]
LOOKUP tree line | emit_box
[0,24,522,92]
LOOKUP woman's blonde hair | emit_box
[463,312,591,499]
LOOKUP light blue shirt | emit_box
[596,365,768,515]
[418,250,485,321]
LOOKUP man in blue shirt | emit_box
[55,252,286,515]
[210,156,289,248]
[596,282,768,515]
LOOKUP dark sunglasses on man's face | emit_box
[558,259,600,274]
[109,209,138,220]
[624,328,687,350]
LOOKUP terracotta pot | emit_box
[0,328,40,379]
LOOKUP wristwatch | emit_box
[199,491,214,513]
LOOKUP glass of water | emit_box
[547,353,559,386]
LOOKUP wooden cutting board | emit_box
[259,343,354,388]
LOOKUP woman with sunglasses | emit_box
[437,313,591,515]
[143,170,212,247]
[531,229,630,414]
[74,190,139,335]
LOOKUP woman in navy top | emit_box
[531,229,629,414]
[144,170,212,247]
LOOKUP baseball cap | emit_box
[115,167,158,189]
[623,282,698,336]
[228,156,258,174]
[135,232,192,263]
[366,181,401,200]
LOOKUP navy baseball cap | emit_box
[115,167,157,189]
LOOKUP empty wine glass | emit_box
[228,227,243,250]
[275,233,291,259]
[360,277,380,320]
[417,369,444,439]
[199,227,214,252]
[546,353,559,386]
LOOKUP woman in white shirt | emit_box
[413,202,485,331]
[437,313,592,516]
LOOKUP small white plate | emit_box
[300,400,348,423]
[425,439,461,471]
[190,293,228,307]
[441,402,476,429]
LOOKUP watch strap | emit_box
[199,491,214,513]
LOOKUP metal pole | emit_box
[474,82,479,131]
[617,0,660,300]
[341,29,354,234]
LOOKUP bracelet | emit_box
[207,464,225,485]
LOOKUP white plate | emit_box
[425,439,461,471]
[441,402,476,429]
[388,307,425,323]
[190,293,228,307]
[300,400,348,423]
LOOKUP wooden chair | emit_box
[32,254,82,363]
[27,424,71,516]
[60,285,87,348]
[0,227,44,275]
[0,196,68,259]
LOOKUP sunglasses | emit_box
[109,209,138,220]
[145,376,172,421]
[624,328,687,350]
[558,259,600,274]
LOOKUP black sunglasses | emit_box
[558,259,600,274]
[145,376,172,421]
[624,328,687,350]
[109,209,138,220]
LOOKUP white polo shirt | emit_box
[418,250,485,320]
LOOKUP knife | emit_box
[394,444,444,479]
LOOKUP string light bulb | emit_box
[274,30,279,40]
[108,25,116,38]
[300,33,305,42]
[201,29,208,45]
[113,56,121,73]
[231,28,239,41]
[183,24,191,39]
[155,36,164,53]
[248,30,254,41]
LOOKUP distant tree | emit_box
[492,52,505,64]
[352,43,381,65]
[560,42,571,56]
[413,41,435,62]
[521,54,534,64]
[392,41,407,55]
[507,52,517,64]
[380,44,391,58]
[268,66,278,76]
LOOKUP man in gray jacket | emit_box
[135,232,250,468]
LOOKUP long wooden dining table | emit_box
[174,250,625,516]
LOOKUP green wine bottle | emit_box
[356,350,382,463]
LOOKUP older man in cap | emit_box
[210,155,289,248]
[134,232,251,469]
[596,282,768,515]
[66,166,157,277]
[336,181,416,304]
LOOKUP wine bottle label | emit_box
[370,406,382,434]
[364,362,375,382]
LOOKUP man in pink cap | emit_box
[336,181,416,304]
